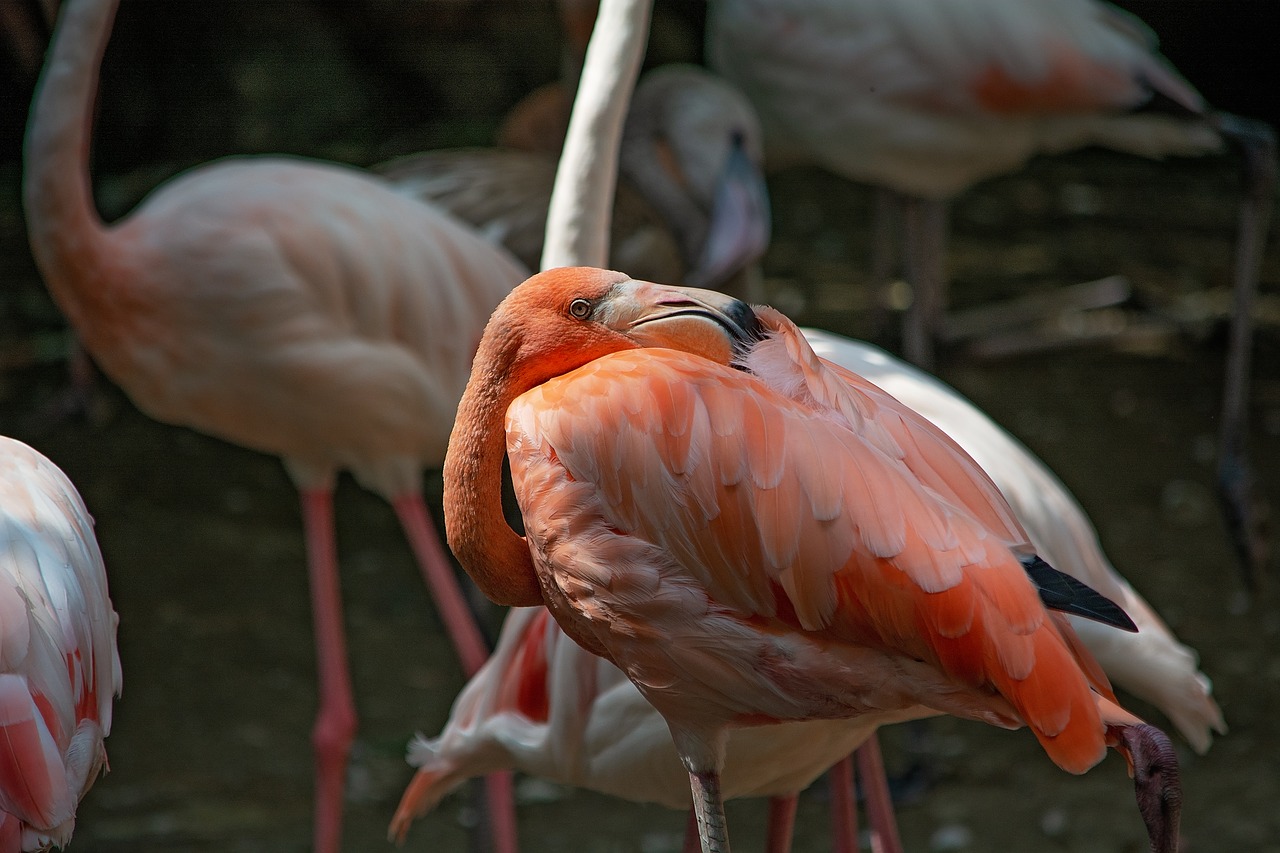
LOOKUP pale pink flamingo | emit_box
[391,329,1222,850]
[390,605,890,853]
[707,0,1276,584]
[0,435,121,852]
[443,265,1182,853]
[379,64,771,294]
[22,0,530,849]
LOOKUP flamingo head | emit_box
[476,266,762,389]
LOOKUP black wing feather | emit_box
[1020,553,1139,633]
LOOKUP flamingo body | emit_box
[31,155,523,495]
[392,606,879,836]
[445,267,1182,851]
[708,0,1221,198]
[509,330,1106,772]
[24,1,528,849]
[393,325,1220,841]
[0,437,120,852]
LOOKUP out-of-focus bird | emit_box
[707,0,1276,585]
[444,265,1183,853]
[391,605,889,853]
[0,436,121,852]
[378,63,772,294]
[392,327,1221,847]
[22,0,529,850]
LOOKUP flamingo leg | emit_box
[901,196,949,369]
[766,795,799,853]
[855,737,905,853]
[869,188,903,342]
[392,493,492,676]
[1214,117,1276,592]
[392,494,519,853]
[688,769,732,853]
[828,755,858,853]
[300,488,356,853]
[682,809,700,853]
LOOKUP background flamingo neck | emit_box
[23,0,116,290]
[541,0,652,271]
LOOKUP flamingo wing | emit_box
[508,337,1113,771]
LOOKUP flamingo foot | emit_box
[1119,724,1182,853]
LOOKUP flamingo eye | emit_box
[568,298,592,320]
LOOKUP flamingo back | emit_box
[708,0,1222,195]
[506,314,1122,774]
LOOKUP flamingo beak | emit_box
[686,132,772,288]
[607,279,762,364]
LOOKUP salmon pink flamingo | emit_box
[389,323,1223,847]
[707,0,1276,583]
[442,265,1183,853]
[22,0,529,849]
[1,436,121,852]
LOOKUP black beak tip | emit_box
[726,299,764,352]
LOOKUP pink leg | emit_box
[829,755,858,853]
[682,809,700,853]
[901,196,949,370]
[393,493,519,853]
[766,795,799,853]
[855,737,904,853]
[300,489,356,853]
[392,493,491,677]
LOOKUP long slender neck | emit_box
[23,0,115,294]
[443,326,544,608]
[541,0,652,271]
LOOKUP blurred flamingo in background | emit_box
[391,605,891,853]
[379,64,771,296]
[1,435,121,852]
[708,0,1276,586]
[392,328,1222,850]
[22,0,530,849]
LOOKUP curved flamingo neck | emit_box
[443,322,544,608]
[541,0,652,271]
[23,0,115,301]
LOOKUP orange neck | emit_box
[443,321,544,608]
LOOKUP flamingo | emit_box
[444,264,1183,853]
[22,0,529,849]
[0,435,121,852]
[707,0,1276,584]
[391,329,1222,848]
[378,63,771,294]
[390,605,890,853]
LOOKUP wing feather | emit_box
[511,338,1110,773]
